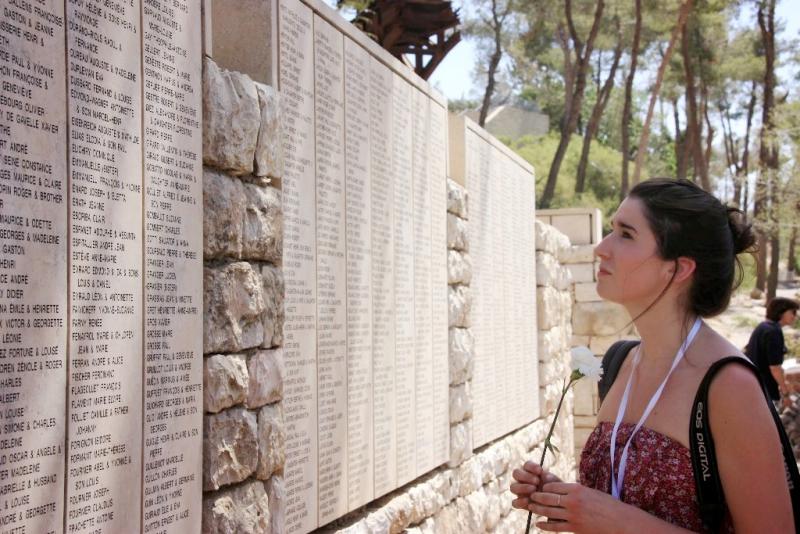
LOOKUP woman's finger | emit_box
[512,468,539,485]
[528,501,569,521]
[523,461,544,474]
[510,482,538,496]
[511,496,531,510]
[540,482,573,495]
[535,519,574,532]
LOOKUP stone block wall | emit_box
[537,208,637,455]
[201,57,286,533]
[446,179,474,467]
[318,221,577,534]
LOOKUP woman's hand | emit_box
[510,461,562,511]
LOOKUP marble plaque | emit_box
[391,74,416,486]
[279,0,318,532]
[412,90,434,474]
[314,14,348,525]
[369,56,396,498]
[65,0,144,532]
[141,0,203,532]
[0,1,67,532]
[463,120,539,447]
[343,37,373,511]
[429,101,449,465]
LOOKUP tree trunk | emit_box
[478,0,505,127]
[576,37,623,194]
[681,18,709,189]
[620,0,641,198]
[673,98,690,181]
[755,0,777,293]
[767,233,779,302]
[740,81,757,212]
[540,0,605,208]
[788,227,798,275]
[632,0,693,185]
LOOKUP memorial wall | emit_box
[275,0,450,531]
[450,115,539,448]
[0,0,203,532]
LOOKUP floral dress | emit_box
[580,421,735,533]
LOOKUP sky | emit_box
[428,0,800,102]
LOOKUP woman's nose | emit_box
[594,234,611,260]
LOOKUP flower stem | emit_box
[525,379,575,534]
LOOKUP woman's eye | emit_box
[621,231,633,239]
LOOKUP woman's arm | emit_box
[708,363,794,533]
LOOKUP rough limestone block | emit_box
[449,421,474,468]
[449,382,473,424]
[455,492,486,533]
[447,213,468,252]
[446,179,468,219]
[537,286,561,330]
[537,326,562,363]
[448,284,472,328]
[567,262,596,283]
[266,476,286,534]
[484,486,502,530]
[204,353,248,413]
[407,481,443,526]
[558,244,596,264]
[203,58,260,175]
[573,378,596,416]
[572,300,632,336]
[242,183,282,263]
[203,408,259,490]
[535,251,558,288]
[455,455,482,496]
[432,504,459,534]
[202,479,270,534]
[590,334,622,355]
[571,334,591,348]
[575,281,601,302]
[204,262,266,354]
[535,220,570,255]
[538,360,559,386]
[559,290,573,320]
[203,168,245,260]
[261,264,284,348]
[246,348,284,408]
[449,327,474,384]
[254,83,284,178]
[257,403,286,480]
[447,250,472,285]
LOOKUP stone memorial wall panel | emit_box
[412,90,433,475]
[65,0,144,531]
[391,74,416,486]
[462,119,539,447]
[429,101,449,465]
[343,36,374,511]
[314,14,348,525]
[141,0,203,532]
[279,0,319,531]
[0,1,67,532]
[369,56,396,499]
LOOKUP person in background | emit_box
[745,297,799,410]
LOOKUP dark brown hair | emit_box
[766,297,799,322]
[629,178,756,318]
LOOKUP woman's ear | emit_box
[673,257,696,284]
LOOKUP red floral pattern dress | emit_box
[580,421,735,533]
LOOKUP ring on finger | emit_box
[557,494,561,507]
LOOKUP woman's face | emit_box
[594,197,676,310]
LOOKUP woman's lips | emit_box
[598,267,611,276]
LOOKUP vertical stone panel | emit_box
[412,89,433,475]
[141,0,203,531]
[279,0,318,531]
[343,36,373,511]
[429,101,449,465]
[391,73,415,486]
[0,1,66,532]
[65,0,144,531]
[314,14,347,525]
[369,56,396,498]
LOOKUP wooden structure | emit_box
[350,0,461,80]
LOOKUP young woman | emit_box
[510,179,795,532]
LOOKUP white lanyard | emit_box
[609,317,703,500]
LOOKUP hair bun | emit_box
[726,206,756,255]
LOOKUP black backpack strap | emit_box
[598,340,641,404]
[690,356,800,533]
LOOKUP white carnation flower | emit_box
[570,346,603,382]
